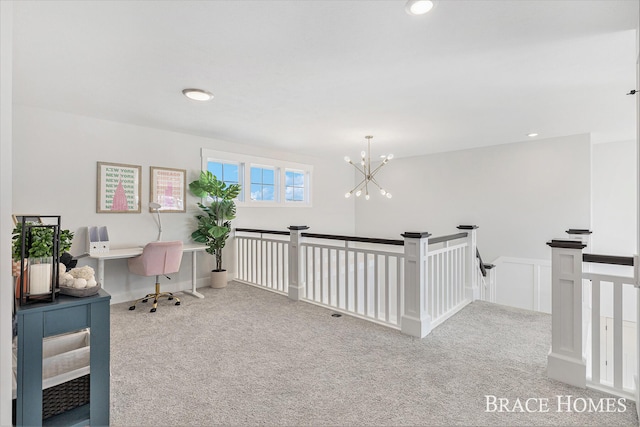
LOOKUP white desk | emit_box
[88,243,208,299]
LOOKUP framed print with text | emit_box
[150,166,186,212]
[96,162,142,213]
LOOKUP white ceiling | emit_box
[12,0,639,159]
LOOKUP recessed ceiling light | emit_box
[406,0,435,16]
[527,133,539,137]
[182,88,214,101]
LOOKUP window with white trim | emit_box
[285,170,305,202]
[207,161,240,186]
[200,148,312,207]
[250,166,276,201]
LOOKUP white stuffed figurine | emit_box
[66,266,97,289]
[59,272,74,287]
[73,278,87,289]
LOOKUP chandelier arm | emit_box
[369,162,388,177]
[349,162,367,177]
[348,177,368,194]
[368,176,384,190]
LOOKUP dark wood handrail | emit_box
[301,232,404,246]
[476,248,487,277]
[236,228,482,250]
[583,253,634,266]
[429,232,468,245]
[235,228,290,236]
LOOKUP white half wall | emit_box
[12,106,355,303]
[353,134,592,263]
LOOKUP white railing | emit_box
[301,239,404,328]
[234,225,487,338]
[583,271,637,398]
[427,242,467,328]
[547,239,638,400]
[235,230,289,294]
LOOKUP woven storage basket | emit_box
[42,374,90,419]
[12,375,90,422]
[12,329,91,422]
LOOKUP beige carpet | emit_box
[110,281,638,426]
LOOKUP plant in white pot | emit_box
[189,171,241,288]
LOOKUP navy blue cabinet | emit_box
[15,289,110,426]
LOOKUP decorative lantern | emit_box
[17,216,61,305]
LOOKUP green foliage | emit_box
[11,222,74,261]
[189,171,241,271]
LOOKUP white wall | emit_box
[485,139,636,315]
[590,139,637,323]
[0,1,13,424]
[591,139,637,256]
[12,106,355,303]
[353,133,592,263]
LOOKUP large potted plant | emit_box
[189,171,241,288]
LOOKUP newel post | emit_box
[288,226,309,301]
[458,225,479,301]
[484,263,496,303]
[401,232,432,338]
[546,239,587,388]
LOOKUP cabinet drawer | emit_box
[44,305,89,337]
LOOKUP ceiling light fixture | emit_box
[344,136,393,200]
[405,0,435,16]
[182,88,214,101]
[527,132,539,137]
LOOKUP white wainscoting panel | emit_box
[491,257,552,313]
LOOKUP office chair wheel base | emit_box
[142,299,148,303]
[175,301,181,306]
[129,306,136,311]
[150,308,157,313]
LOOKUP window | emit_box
[201,148,312,207]
[207,161,239,187]
[250,167,276,201]
[285,170,305,202]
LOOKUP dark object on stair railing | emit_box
[301,232,404,246]
[582,253,634,266]
[235,228,291,236]
[476,248,490,277]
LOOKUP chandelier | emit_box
[344,136,393,200]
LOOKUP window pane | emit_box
[293,172,304,186]
[262,185,275,201]
[293,188,304,201]
[223,164,239,183]
[250,184,262,200]
[263,169,274,185]
[285,171,293,186]
[250,167,262,184]
[207,162,223,180]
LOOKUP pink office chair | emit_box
[128,241,184,313]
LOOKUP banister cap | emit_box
[401,232,431,239]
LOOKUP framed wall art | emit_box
[96,162,141,213]
[149,166,186,212]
